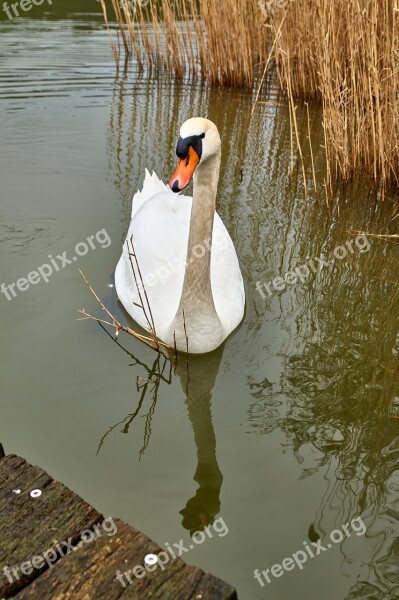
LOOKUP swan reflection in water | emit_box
[97,326,225,534]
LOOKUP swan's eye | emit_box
[200,133,205,139]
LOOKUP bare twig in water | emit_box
[347,230,399,241]
[127,235,158,340]
[97,355,170,457]
[97,321,173,384]
[182,308,189,377]
[78,269,177,365]
[78,232,193,367]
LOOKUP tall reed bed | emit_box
[103,0,399,192]
[101,0,268,86]
[272,0,399,191]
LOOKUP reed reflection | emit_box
[247,184,399,599]
[106,54,399,592]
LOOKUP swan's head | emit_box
[169,117,221,192]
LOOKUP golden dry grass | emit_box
[103,0,268,85]
[104,0,399,192]
[272,0,399,192]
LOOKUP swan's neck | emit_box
[181,152,220,305]
[170,152,224,351]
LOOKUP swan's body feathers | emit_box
[115,171,245,353]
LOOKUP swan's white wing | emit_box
[131,169,172,218]
[115,171,245,343]
[116,172,191,340]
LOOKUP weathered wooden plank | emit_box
[1,455,237,599]
[0,455,102,597]
[15,520,237,600]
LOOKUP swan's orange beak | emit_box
[169,146,200,193]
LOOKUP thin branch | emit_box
[346,230,399,240]
[251,11,287,118]
[126,236,157,339]
[182,309,189,377]
[78,271,175,363]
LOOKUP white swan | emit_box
[115,117,245,354]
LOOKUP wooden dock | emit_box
[0,449,237,599]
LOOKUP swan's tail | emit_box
[131,170,173,217]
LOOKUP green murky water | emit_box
[1,5,398,599]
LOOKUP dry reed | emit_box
[272,0,399,192]
[104,0,268,86]
[104,0,399,192]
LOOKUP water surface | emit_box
[1,8,398,600]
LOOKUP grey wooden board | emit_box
[0,453,237,599]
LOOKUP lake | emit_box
[1,4,398,599]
